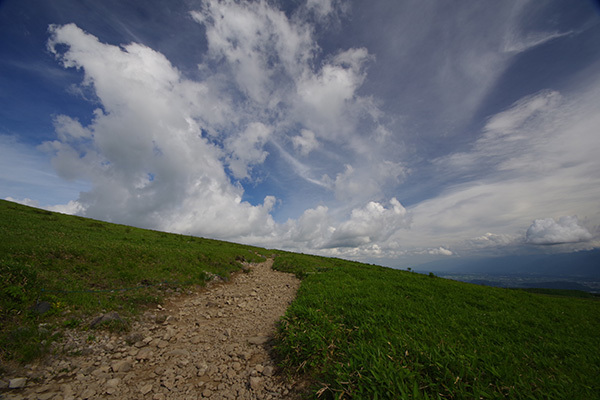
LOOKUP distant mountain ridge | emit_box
[413,249,600,279]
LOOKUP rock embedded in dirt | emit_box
[8,377,27,389]
[248,336,270,345]
[89,311,123,328]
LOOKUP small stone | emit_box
[136,347,153,360]
[82,366,95,375]
[190,335,202,344]
[202,388,213,397]
[9,377,27,389]
[111,360,133,373]
[249,376,263,390]
[90,311,122,328]
[231,362,242,371]
[106,378,121,388]
[263,366,274,376]
[140,383,153,395]
[166,348,189,357]
[248,336,269,345]
[125,332,144,345]
[81,388,97,399]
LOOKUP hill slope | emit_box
[272,255,600,399]
[1,200,599,399]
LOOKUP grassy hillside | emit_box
[273,254,600,399]
[0,200,270,363]
[1,199,599,399]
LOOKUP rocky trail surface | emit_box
[1,258,304,399]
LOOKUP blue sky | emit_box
[1,0,599,267]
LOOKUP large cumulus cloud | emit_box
[526,216,593,245]
[40,1,409,249]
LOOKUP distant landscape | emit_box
[413,250,600,293]
[1,200,599,399]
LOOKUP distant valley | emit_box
[413,249,600,292]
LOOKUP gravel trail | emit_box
[2,258,303,399]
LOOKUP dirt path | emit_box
[2,258,303,400]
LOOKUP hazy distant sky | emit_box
[1,0,599,266]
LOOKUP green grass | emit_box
[2,199,599,399]
[0,199,270,363]
[273,253,600,399]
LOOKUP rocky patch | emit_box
[1,258,303,399]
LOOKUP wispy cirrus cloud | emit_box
[397,82,600,257]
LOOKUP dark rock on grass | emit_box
[30,301,52,314]
[89,311,123,328]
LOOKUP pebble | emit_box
[9,377,27,389]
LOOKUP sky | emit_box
[1,0,600,268]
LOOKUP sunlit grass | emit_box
[273,253,600,399]
[2,199,599,399]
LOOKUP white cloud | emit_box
[427,247,453,256]
[47,200,85,215]
[225,122,272,180]
[467,232,518,249]
[189,0,390,186]
[526,216,593,245]
[291,129,319,156]
[306,0,334,19]
[44,23,276,239]
[295,48,371,140]
[402,82,600,255]
[326,198,409,248]
[190,0,314,106]
[4,197,40,208]
[503,24,573,54]
[274,197,410,253]
[0,135,90,205]
[40,2,393,250]
[283,205,334,249]
[323,160,407,206]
